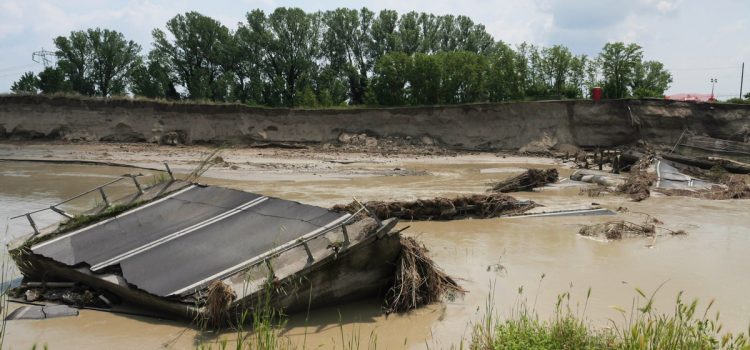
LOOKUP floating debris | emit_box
[333,194,536,221]
[578,217,686,240]
[383,236,463,314]
[489,169,559,193]
[616,158,656,202]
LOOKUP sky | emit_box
[0,0,748,98]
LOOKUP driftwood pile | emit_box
[333,194,536,221]
[489,169,559,193]
[384,236,463,314]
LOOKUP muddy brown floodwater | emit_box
[1,150,749,349]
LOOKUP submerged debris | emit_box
[578,217,686,240]
[579,221,656,240]
[489,169,559,193]
[384,236,463,314]
[616,158,656,202]
[333,194,536,221]
[9,282,115,309]
[657,174,750,200]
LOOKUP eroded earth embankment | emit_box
[1,95,749,150]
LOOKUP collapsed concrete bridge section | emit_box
[10,180,402,322]
[1,96,749,150]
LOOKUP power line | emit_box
[0,63,38,73]
[669,66,740,71]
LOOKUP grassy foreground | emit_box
[195,283,750,350]
[468,285,750,350]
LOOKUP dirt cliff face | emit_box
[1,95,748,150]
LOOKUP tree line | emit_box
[10,7,673,107]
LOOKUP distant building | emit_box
[664,93,716,102]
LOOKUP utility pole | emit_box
[710,78,717,100]
[741,62,745,99]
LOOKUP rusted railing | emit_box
[9,163,175,236]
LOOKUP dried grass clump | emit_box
[332,194,536,221]
[578,219,685,240]
[578,221,655,240]
[616,158,655,202]
[202,280,236,329]
[384,236,463,314]
[489,169,559,193]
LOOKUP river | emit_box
[1,158,749,349]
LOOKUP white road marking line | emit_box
[32,185,197,251]
[91,197,268,271]
[168,214,352,296]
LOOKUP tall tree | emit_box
[631,60,673,97]
[54,28,140,96]
[437,51,488,104]
[409,53,442,105]
[130,53,180,99]
[152,12,232,100]
[486,42,527,101]
[245,8,321,106]
[54,30,94,95]
[321,8,374,104]
[371,52,411,105]
[10,72,39,94]
[398,11,421,55]
[598,42,643,98]
[37,67,70,94]
[370,10,400,61]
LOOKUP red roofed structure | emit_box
[664,93,716,102]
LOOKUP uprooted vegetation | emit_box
[333,194,536,221]
[616,157,656,202]
[578,216,686,240]
[489,169,559,193]
[384,236,463,314]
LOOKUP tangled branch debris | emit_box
[333,194,536,221]
[578,217,686,240]
[616,158,656,202]
[384,236,463,314]
[201,280,236,329]
[489,169,559,193]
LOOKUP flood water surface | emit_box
[1,158,749,349]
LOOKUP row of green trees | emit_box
[10,7,673,107]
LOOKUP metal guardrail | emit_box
[9,163,175,236]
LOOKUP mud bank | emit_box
[2,95,749,150]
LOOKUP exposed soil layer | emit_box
[2,95,750,151]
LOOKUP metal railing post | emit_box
[302,242,314,263]
[131,175,144,195]
[49,206,74,219]
[341,225,350,245]
[99,187,111,208]
[164,162,175,181]
[26,214,40,236]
